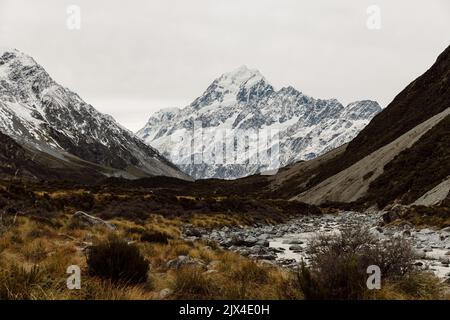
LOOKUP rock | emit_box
[248,245,266,255]
[403,230,411,237]
[282,239,304,245]
[237,249,250,256]
[278,258,297,267]
[289,245,303,252]
[382,210,399,224]
[159,288,173,299]
[269,247,284,253]
[419,228,434,235]
[249,254,276,260]
[423,246,433,252]
[416,250,427,259]
[258,234,270,241]
[439,257,450,264]
[288,239,304,245]
[243,236,258,246]
[441,227,450,233]
[399,221,413,230]
[221,234,248,247]
[259,260,276,266]
[70,211,116,230]
[256,239,269,247]
[184,226,205,237]
[166,255,206,270]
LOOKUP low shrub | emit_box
[297,224,418,300]
[86,236,149,285]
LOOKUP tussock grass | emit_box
[0,211,448,300]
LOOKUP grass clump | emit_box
[172,266,217,299]
[0,265,45,300]
[140,230,172,244]
[86,235,149,285]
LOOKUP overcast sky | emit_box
[0,0,449,131]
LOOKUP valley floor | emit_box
[189,211,450,280]
[0,179,449,300]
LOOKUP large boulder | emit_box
[70,211,116,230]
[183,225,205,237]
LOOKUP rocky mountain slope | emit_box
[268,44,450,207]
[137,66,381,180]
[0,49,190,181]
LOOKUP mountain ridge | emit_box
[138,66,381,180]
[268,44,450,207]
[0,49,190,181]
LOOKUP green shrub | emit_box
[86,236,149,285]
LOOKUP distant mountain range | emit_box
[137,66,381,180]
[0,49,190,181]
[1,44,448,211]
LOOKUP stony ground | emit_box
[185,211,450,282]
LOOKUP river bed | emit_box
[186,211,450,281]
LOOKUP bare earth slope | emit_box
[267,44,450,207]
[302,44,450,195]
[293,108,450,205]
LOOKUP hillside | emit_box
[0,49,190,182]
[265,44,450,207]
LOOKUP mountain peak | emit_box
[0,48,38,70]
[226,65,261,77]
[190,66,271,109]
[217,65,265,88]
[138,67,381,179]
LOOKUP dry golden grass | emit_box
[0,213,293,300]
[0,212,448,300]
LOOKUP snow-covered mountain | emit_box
[137,66,382,180]
[0,49,190,181]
